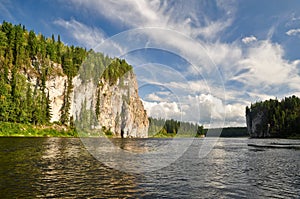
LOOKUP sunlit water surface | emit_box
[0,137,299,198]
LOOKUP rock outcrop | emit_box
[70,71,149,138]
[25,58,148,138]
[96,71,148,138]
[46,75,68,122]
[246,96,300,138]
[246,108,270,138]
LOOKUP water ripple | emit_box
[0,138,299,198]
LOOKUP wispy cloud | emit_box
[60,0,300,127]
[0,0,15,22]
[67,0,235,40]
[54,18,105,49]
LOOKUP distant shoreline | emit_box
[1,121,298,139]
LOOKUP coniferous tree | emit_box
[0,21,87,127]
[27,30,37,59]
[246,95,300,137]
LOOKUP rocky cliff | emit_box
[44,64,148,138]
[71,70,149,138]
[246,96,300,138]
[246,110,270,138]
[0,21,148,137]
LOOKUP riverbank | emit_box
[0,121,203,138]
[0,121,76,137]
[1,121,297,139]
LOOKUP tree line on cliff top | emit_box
[0,21,132,127]
[246,95,300,138]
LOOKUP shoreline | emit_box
[0,134,300,139]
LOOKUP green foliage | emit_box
[246,95,300,138]
[101,58,133,85]
[0,21,86,129]
[78,50,111,83]
[76,98,97,131]
[0,21,137,137]
[61,46,86,78]
[148,117,205,138]
[0,121,77,137]
[78,51,133,85]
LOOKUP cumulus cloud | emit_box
[145,93,166,102]
[236,40,300,87]
[242,35,257,44]
[286,28,300,36]
[129,36,300,127]
[54,18,105,48]
[143,93,246,128]
[142,100,183,120]
[58,0,300,127]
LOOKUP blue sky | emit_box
[1,0,300,127]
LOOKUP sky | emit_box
[1,0,300,128]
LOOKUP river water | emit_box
[0,137,299,198]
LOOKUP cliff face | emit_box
[45,69,148,138]
[246,97,300,138]
[94,71,148,138]
[0,22,148,136]
[246,107,278,138]
[246,110,270,138]
[22,57,148,138]
[46,75,68,122]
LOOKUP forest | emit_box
[148,117,205,137]
[3,21,294,139]
[0,21,201,137]
[0,21,133,136]
[0,21,86,126]
[246,95,300,138]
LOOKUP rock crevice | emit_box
[70,70,148,138]
[27,60,148,138]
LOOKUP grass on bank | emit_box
[0,121,77,137]
[0,121,117,137]
[3,122,296,139]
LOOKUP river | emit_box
[0,137,299,198]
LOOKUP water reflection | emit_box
[0,138,299,198]
[36,138,142,198]
[112,138,150,153]
[81,137,194,173]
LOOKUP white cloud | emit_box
[142,100,183,120]
[59,0,300,127]
[143,93,246,128]
[67,0,235,41]
[236,40,300,87]
[242,35,257,44]
[145,93,166,102]
[286,28,300,36]
[54,18,105,48]
[133,37,300,127]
